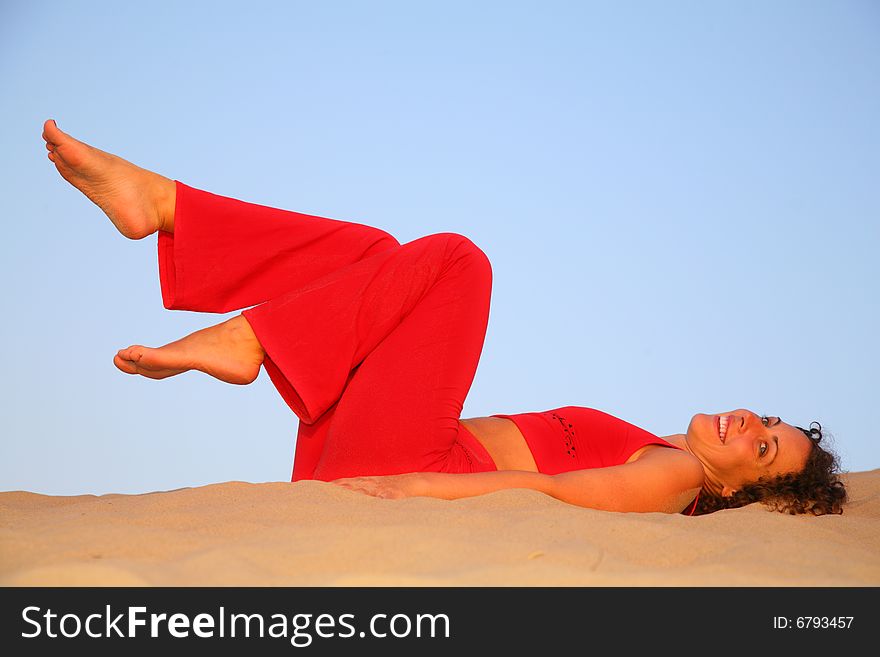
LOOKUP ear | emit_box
[721,485,738,498]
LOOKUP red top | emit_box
[491,406,701,515]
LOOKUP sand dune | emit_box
[1,470,878,586]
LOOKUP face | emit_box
[685,409,813,498]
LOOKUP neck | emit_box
[659,433,688,449]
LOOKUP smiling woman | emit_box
[689,416,847,515]
[42,119,847,517]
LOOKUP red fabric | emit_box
[492,407,700,515]
[158,181,497,481]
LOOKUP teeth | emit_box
[719,416,728,441]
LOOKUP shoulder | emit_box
[632,446,705,489]
[616,449,703,513]
[548,448,705,513]
[550,450,704,513]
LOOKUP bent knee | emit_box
[363,231,401,257]
[427,232,492,276]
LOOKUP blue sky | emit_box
[1,0,877,495]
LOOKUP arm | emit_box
[543,451,704,513]
[333,450,704,514]
[332,469,552,500]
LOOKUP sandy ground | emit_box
[1,470,878,586]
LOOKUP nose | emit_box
[737,410,763,432]
[731,410,754,434]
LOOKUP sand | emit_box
[1,470,878,586]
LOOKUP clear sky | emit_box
[1,0,877,495]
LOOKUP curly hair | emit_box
[693,422,848,516]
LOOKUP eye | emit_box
[760,415,771,426]
[759,441,768,457]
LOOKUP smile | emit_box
[717,415,730,443]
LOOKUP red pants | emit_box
[158,182,498,481]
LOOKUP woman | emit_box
[42,119,847,516]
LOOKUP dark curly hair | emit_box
[693,422,847,516]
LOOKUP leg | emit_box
[314,235,497,478]
[240,233,496,480]
[112,232,496,477]
[42,120,400,313]
[159,182,399,313]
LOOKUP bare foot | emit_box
[113,315,265,384]
[42,119,176,239]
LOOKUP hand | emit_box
[331,472,427,499]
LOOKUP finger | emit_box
[332,478,364,488]
[334,481,370,494]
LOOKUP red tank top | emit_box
[490,406,700,515]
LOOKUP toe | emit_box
[42,119,80,158]
[118,346,143,362]
[42,119,61,143]
[113,354,137,374]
